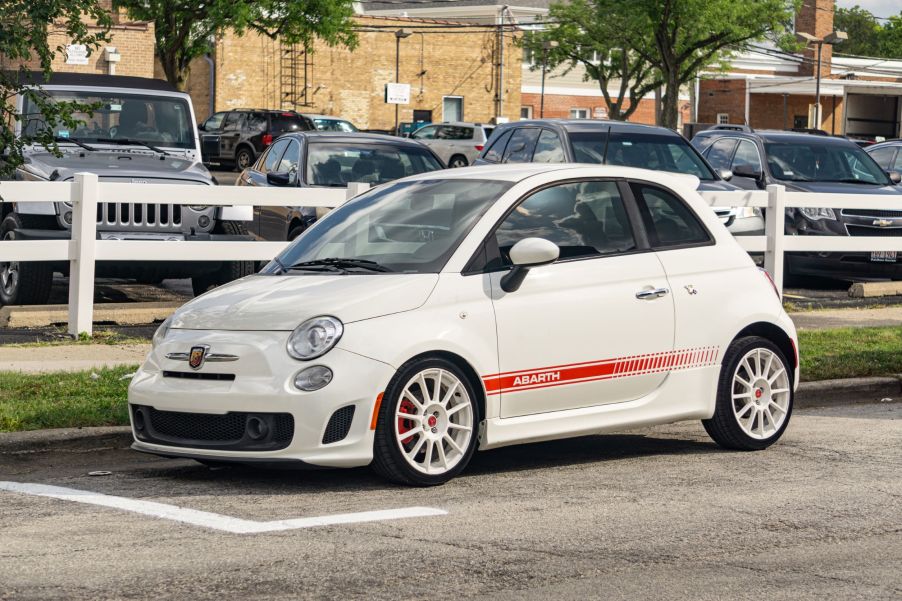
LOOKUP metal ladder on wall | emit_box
[280,43,311,110]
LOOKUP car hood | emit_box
[169,273,440,331]
[697,179,739,191]
[22,149,211,183]
[782,181,901,195]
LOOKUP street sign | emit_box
[385,83,411,105]
[65,45,89,65]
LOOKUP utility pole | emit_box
[394,29,411,134]
[539,40,557,118]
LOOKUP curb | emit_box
[0,378,898,453]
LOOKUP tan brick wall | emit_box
[185,16,521,129]
[795,0,834,77]
[520,92,691,127]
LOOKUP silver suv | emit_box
[1,72,255,306]
[409,122,494,167]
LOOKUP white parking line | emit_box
[0,481,447,534]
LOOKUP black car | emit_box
[474,119,762,234]
[866,140,902,176]
[692,129,902,280]
[198,109,314,171]
[236,132,444,241]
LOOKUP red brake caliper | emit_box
[397,399,418,448]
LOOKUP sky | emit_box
[834,0,901,20]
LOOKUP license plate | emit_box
[870,251,897,263]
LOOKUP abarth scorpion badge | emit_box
[188,345,209,369]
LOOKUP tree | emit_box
[520,0,662,121]
[877,15,902,59]
[834,5,881,56]
[0,0,111,175]
[114,0,358,91]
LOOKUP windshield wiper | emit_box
[287,258,393,273]
[825,178,881,184]
[53,136,97,152]
[96,138,172,156]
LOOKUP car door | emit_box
[219,111,246,161]
[439,125,477,163]
[200,111,227,162]
[729,139,765,190]
[501,127,541,164]
[410,125,442,160]
[531,129,566,163]
[484,179,675,418]
[247,138,291,239]
[704,137,738,172]
[260,139,302,241]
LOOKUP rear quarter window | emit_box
[482,129,514,162]
[631,183,712,249]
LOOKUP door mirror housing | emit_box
[266,171,293,186]
[732,164,763,180]
[887,170,901,185]
[500,237,560,293]
[718,169,733,181]
[197,122,206,132]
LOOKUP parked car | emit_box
[866,140,902,176]
[304,114,359,132]
[197,109,314,171]
[130,164,798,485]
[236,132,444,241]
[410,122,495,168]
[475,119,762,235]
[1,72,254,305]
[693,129,902,280]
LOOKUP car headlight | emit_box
[799,207,835,221]
[287,316,343,360]
[735,207,762,218]
[152,316,172,348]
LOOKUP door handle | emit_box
[635,287,670,300]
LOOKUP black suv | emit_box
[475,119,762,234]
[692,129,902,279]
[198,109,314,171]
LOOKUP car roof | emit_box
[697,128,862,147]
[400,162,699,186]
[280,131,426,146]
[14,71,178,92]
[506,119,679,135]
[304,114,352,121]
[867,139,902,149]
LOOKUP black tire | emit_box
[448,155,468,168]
[703,336,794,451]
[372,356,480,486]
[234,147,254,172]
[287,224,306,241]
[0,213,54,306]
[191,221,255,296]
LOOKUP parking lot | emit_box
[1,401,899,600]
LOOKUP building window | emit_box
[443,96,464,122]
[570,108,589,119]
[716,113,730,125]
[520,106,533,119]
[523,48,536,67]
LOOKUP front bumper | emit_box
[128,328,396,468]
[788,252,902,280]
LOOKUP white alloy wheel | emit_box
[731,348,791,440]
[394,368,474,475]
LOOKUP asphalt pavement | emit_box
[1,401,899,600]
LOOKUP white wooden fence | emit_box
[2,174,902,336]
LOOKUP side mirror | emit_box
[500,237,560,293]
[732,164,763,180]
[887,170,901,185]
[266,171,292,186]
[719,169,733,181]
[197,123,206,132]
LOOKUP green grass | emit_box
[0,326,899,432]
[10,330,149,348]
[799,326,902,382]
[0,365,138,432]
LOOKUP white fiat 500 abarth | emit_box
[129,164,799,486]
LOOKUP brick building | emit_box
[1,1,155,78]
[696,0,902,139]
[184,16,522,130]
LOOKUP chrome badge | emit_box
[873,219,893,227]
[188,345,209,369]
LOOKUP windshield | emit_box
[570,131,716,180]
[313,118,358,132]
[306,142,444,186]
[22,90,195,150]
[266,178,512,274]
[764,141,890,184]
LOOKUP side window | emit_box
[203,112,226,131]
[246,112,268,134]
[277,140,301,173]
[438,126,474,140]
[632,183,711,249]
[411,125,438,140]
[705,138,738,170]
[532,129,566,163]
[502,128,540,163]
[482,129,513,162]
[262,138,290,173]
[222,111,245,130]
[490,180,636,268]
[894,149,902,172]
[732,140,762,173]
[868,146,895,169]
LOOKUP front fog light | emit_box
[294,366,333,391]
[197,215,211,228]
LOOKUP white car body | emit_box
[129,164,798,481]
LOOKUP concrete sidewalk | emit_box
[789,306,902,330]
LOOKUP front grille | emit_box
[322,406,355,444]
[132,405,293,451]
[841,209,902,218]
[96,203,182,231]
[846,224,902,237]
